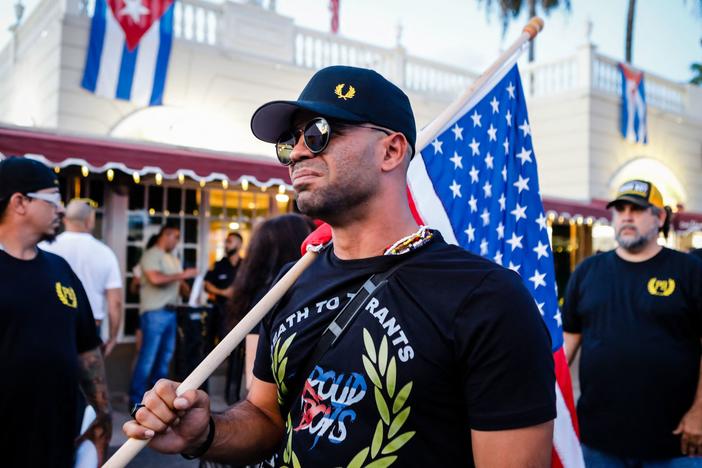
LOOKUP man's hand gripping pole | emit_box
[102,226,331,467]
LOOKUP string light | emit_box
[81,166,89,177]
[241,180,249,191]
[133,172,140,184]
[106,169,114,182]
[178,172,185,184]
[155,173,163,185]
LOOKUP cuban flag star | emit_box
[81,0,175,106]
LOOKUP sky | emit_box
[0,0,700,82]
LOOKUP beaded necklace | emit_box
[383,225,433,256]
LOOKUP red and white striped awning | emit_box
[0,124,290,189]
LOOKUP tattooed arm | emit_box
[77,347,113,466]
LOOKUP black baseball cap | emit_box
[606,179,665,210]
[250,65,417,155]
[0,157,59,201]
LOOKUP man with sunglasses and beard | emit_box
[563,179,702,466]
[124,66,556,467]
[0,157,112,467]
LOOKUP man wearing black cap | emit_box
[563,179,702,465]
[124,66,555,467]
[0,157,112,467]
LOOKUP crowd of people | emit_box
[1,64,702,468]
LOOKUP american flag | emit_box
[407,63,584,468]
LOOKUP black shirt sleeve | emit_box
[562,262,583,333]
[455,268,556,431]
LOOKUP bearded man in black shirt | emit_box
[564,179,702,465]
[124,66,556,467]
[0,157,112,467]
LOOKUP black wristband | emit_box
[181,416,215,460]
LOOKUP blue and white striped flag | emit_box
[81,0,175,106]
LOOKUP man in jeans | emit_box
[129,225,197,408]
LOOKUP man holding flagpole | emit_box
[124,65,555,467]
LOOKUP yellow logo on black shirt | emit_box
[55,282,78,308]
[647,277,676,297]
[334,83,356,100]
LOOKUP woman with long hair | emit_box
[224,213,315,404]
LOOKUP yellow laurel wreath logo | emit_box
[335,83,356,100]
[346,329,415,468]
[272,333,296,406]
[647,277,676,297]
[55,282,78,308]
[281,414,302,468]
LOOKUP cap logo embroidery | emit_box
[56,282,78,308]
[619,181,648,197]
[334,83,356,100]
[647,277,675,297]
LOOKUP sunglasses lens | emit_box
[276,132,296,165]
[303,118,331,154]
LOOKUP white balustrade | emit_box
[174,0,220,46]
[523,54,579,97]
[404,56,477,97]
[593,54,684,113]
[71,0,221,46]
[63,0,690,115]
[294,27,395,78]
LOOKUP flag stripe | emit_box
[554,348,579,433]
[80,0,107,92]
[150,3,175,105]
[407,154,458,245]
[95,6,126,98]
[131,19,161,105]
[116,42,138,100]
[554,380,585,468]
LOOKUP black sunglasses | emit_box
[275,116,392,166]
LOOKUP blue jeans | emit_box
[129,309,177,405]
[583,444,702,468]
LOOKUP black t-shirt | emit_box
[563,248,702,459]
[0,249,100,468]
[254,233,555,467]
[205,257,239,306]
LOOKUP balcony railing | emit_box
[69,0,692,114]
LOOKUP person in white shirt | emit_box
[42,199,123,356]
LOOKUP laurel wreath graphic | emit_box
[281,414,302,468]
[55,282,77,308]
[345,329,415,468]
[334,83,356,100]
[272,332,297,406]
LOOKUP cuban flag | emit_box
[618,62,647,144]
[81,0,175,106]
[407,58,584,467]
